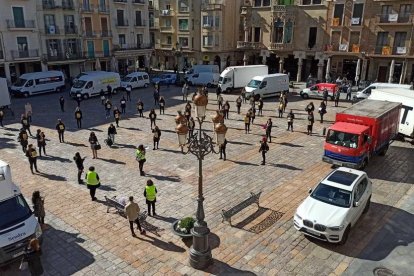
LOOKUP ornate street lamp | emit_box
[175,91,227,269]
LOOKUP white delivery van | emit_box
[0,78,11,108]
[0,160,42,264]
[121,72,150,89]
[218,65,268,93]
[244,74,289,100]
[354,83,411,100]
[186,64,219,75]
[186,72,220,87]
[10,71,65,97]
[70,71,121,99]
[369,88,414,138]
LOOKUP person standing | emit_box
[18,129,29,153]
[223,101,230,119]
[120,97,127,114]
[105,100,112,119]
[334,90,340,107]
[259,137,269,165]
[258,98,264,116]
[346,85,352,101]
[305,102,315,113]
[23,238,44,276]
[59,96,65,112]
[113,107,121,127]
[125,196,146,237]
[307,111,314,135]
[182,83,188,102]
[219,138,227,161]
[323,89,329,106]
[265,118,272,143]
[249,94,256,108]
[137,99,144,117]
[149,109,157,129]
[25,102,33,123]
[159,96,165,114]
[36,129,46,156]
[153,88,159,106]
[0,108,4,127]
[244,113,251,134]
[217,95,223,110]
[100,90,106,105]
[107,85,112,99]
[73,152,86,184]
[144,179,157,216]
[278,100,284,118]
[287,110,295,132]
[216,86,221,100]
[85,166,100,201]
[75,107,82,129]
[31,191,45,225]
[55,119,65,143]
[250,107,256,125]
[126,85,132,101]
[236,96,242,114]
[107,123,117,144]
[184,102,192,122]
[282,92,288,112]
[136,144,146,176]
[318,101,327,123]
[21,114,32,136]
[26,144,39,174]
[152,126,161,150]
[89,132,99,159]
[241,89,247,103]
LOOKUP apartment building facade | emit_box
[0,0,42,83]
[109,0,152,74]
[37,0,84,79]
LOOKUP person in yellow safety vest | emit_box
[135,144,146,176]
[85,166,100,201]
[143,179,157,216]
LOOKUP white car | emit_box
[293,167,372,244]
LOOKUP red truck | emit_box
[323,99,401,169]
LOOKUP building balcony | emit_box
[6,20,36,29]
[376,14,413,25]
[178,6,190,13]
[178,27,189,32]
[268,43,293,51]
[62,0,75,10]
[115,20,129,27]
[83,51,111,59]
[45,25,61,35]
[81,4,94,12]
[160,42,172,49]
[202,43,214,48]
[132,0,145,4]
[159,9,175,16]
[160,26,173,32]
[100,30,112,37]
[149,21,158,29]
[65,25,78,35]
[325,43,362,54]
[98,5,110,13]
[0,50,4,60]
[42,0,59,9]
[201,3,223,11]
[372,45,411,56]
[237,41,264,50]
[135,20,147,27]
[113,43,153,51]
[113,0,127,3]
[83,31,97,38]
[45,52,82,61]
[11,49,39,60]
[149,1,154,9]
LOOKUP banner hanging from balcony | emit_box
[388,14,398,22]
[396,47,407,54]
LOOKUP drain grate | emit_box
[373,267,396,276]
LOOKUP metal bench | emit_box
[221,191,262,225]
[104,195,148,222]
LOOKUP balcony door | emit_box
[103,40,110,57]
[117,10,125,26]
[101,17,108,36]
[85,17,93,34]
[136,11,142,26]
[13,7,25,28]
[17,37,28,54]
[87,41,94,58]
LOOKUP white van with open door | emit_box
[121,72,150,89]
[10,71,65,97]
[0,160,42,264]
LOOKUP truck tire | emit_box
[56,87,61,93]
[206,83,212,88]
[225,88,232,94]
[379,145,389,156]
[144,83,148,88]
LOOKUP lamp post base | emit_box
[189,227,212,269]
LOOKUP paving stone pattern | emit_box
[1,86,413,275]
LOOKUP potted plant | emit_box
[172,217,195,238]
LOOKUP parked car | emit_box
[120,72,150,89]
[293,167,372,245]
[152,73,177,85]
[300,83,338,100]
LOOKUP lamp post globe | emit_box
[175,110,187,125]
[214,122,228,145]
[193,92,208,119]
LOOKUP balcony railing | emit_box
[65,25,78,34]
[160,9,175,16]
[115,19,129,27]
[268,43,293,51]
[83,31,97,37]
[325,43,361,53]
[114,0,127,3]
[160,26,173,32]
[98,5,110,13]
[201,4,223,11]
[42,0,58,9]
[160,42,172,48]
[45,25,60,35]
[62,0,74,9]
[132,0,145,4]
[179,7,189,13]
[236,41,263,49]
[135,20,147,27]
[113,43,153,50]
[100,30,112,37]
[81,4,94,12]
[377,14,413,24]
[11,49,39,59]
[46,51,82,61]
[6,20,36,29]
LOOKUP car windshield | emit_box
[73,80,87,88]
[14,78,27,87]
[0,195,32,230]
[122,76,132,82]
[218,77,223,84]
[326,130,359,149]
[311,183,351,208]
[247,80,261,88]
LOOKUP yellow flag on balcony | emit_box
[332,18,340,26]
[382,46,391,55]
[352,44,360,53]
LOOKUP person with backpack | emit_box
[137,99,144,117]
[188,117,195,138]
[136,144,146,176]
[55,119,65,143]
[305,102,315,113]
[75,107,82,129]
[184,102,191,122]
[105,100,112,119]
[278,101,284,118]
[259,137,269,165]
[334,90,340,107]
[18,129,29,153]
[223,101,230,119]
[21,114,32,136]
[107,85,112,99]
[31,191,45,225]
[217,95,224,110]
[244,113,251,134]
[250,107,256,124]
[257,97,264,116]
[59,96,65,112]
[307,111,315,135]
[126,85,132,101]
[73,152,86,184]
[113,107,121,127]
[85,166,100,201]
[236,96,242,114]
[287,110,295,132]
[107,123,117,145]
[241,89,246,103]
[323,88,329,105]
[159,96,165,115]
[149,109,157,129]
[152,126,161,150]
[26,144,39,174]
[36,129,46,157]
[88,132,99,159]
[219,138,227,161]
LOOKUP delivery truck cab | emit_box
[300,83,338,100]
[120,72,150,89]
[354,83,411,100]
[186,72,219,87]
[0,160,42,264]
[10,71,65,97]
[244,74,289,100]
[70,71,121,99]
[323,100,400,169]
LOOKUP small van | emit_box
[11,71,65,97]
[354,83,412,100]
[186,72,220,87]
[0,160,42,264]
[121,72,150,89]
[300,83,338,100]
[70,71,121,99]
[244,74,289,100]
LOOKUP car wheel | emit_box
[379,145,389,156]
[206,83,212,88]
[360,158,368,170]
[56,87,61,93]
[83,94,89,100]
[303,94,309,99]
[339,225,350,245]
[24,92,30,98]
[113,89,117,94]
[144,83,148,88]
[363,196,371,214]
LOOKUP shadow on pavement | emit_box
[136,236,185,253]
[153,215,177,223]
[0,137,17,149]
[277,142,304,148]
[268,163,302,171]
[228,140,253,146]
[99,158,126,165]
[112,143,136,149]
[146,173,181,182]
[228,160,259,167]
[123,127,141,131]
[159,148,183,154]
[36,172,66,181]
[203,258,257,276]
[65,141,88,147]
[99,185,117,192]
[40,155,72,163]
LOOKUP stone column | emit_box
[317,61,324,81]
[279,58,284,73]
[41,62,48,72]
[296,58,303,82]
[4,63,11,85]
[388,59,395,83]
[243,53,248,66]
[361,59,368,81]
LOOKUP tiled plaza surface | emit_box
[0,85,413,276]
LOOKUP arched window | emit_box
[273,19,284,43]
[284,19,293,43]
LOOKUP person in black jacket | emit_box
[137,99,144,117]
[159,96,165,114]
[265,118,272,143]
[259,137,269,165]
[75,107,82,129]
[26,144,39,174]
[219,138,227,161]
[152,125,161,150]
[149,109,157,129]
[55,119,65,143]
[307,111,315,135]
[120,96,127,114]
[36,129,46,156]
[0,108,4,127]
[18,129,29,153]
[59,96,65,112]
[113,107,121,127]
[73,152,86,184]
[318,101,327,123]
[23,238,43,276]
[21,114,32,136]
[107,123,117,144]
[107,85,112,99]
[258,98,264,116]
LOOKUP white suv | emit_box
[293,167,372,244]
